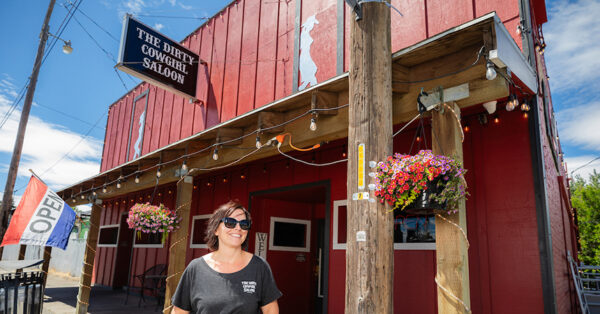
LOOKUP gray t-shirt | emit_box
[171,255,282,313]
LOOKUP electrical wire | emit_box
[34,102,106,131]
[277,145,347,167]
[67,3,119,42]
[570,156,600,177]
[135,14,210,20]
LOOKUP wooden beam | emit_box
[346,1,394,314]
[311,91,339,115]
[76,201,102,314]
[431,102,471,314]
[163,176,193,314]
[258,111,285,134]
[217,127,244,146]
[41,246,52,283]
[392,63,410,93]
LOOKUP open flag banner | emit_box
[1,176,76,250]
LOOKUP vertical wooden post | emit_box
[15,245,27,273]
[431,103,471,313]
[346,1,394,314]
[163,176,193,313]
[41,246,52,281]
[75,202,102,314]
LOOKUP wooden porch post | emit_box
[75,201,102,314]
[432,103,471,313]
[346,1,394,313]
[163,176,193,313]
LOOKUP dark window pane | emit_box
[191,218,209,245]
[98,227,119,245]
[135,231,163,245]
[393,215,436,243]
[338,206,347,244]
[273,221,306,247]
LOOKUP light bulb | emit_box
[309,117,317,131]
[464,124,470,132]
[240,173,246,180]
[493,116,500,124]
[116,181,122,189]
[182,161,188,171]
[156,168,162,178]
[102,186,107,193]
[256,136,261,149]
[521,103,530,112]
[485,61,497,80]
[135,175,140,184]
[81,194,85,200]
[213,148,219,160]
[92,190,97,196]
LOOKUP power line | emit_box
[570,156,600,177]
[67,2,119,42]
[35,102,106,131]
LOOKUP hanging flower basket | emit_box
[374,150,468,214]
[127,203,181,243]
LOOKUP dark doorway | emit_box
[112,212,134,289]
[249,181,330,314]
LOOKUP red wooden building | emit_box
[60,0,579,313]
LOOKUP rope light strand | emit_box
[434,276,472,313]
[441,103,465,143]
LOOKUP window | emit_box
[269,217,311,252]
[190,214,211,249]
[134,231,164,248]
[97,224,119,247]
[332,199,435,250]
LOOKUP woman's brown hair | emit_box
[204,200,251,251]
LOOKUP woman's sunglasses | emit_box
[221,217,252,230]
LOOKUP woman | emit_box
[171,201,282,314]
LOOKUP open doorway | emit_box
[249,181,330,314]
[112,212,134,289]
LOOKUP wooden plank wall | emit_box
[100,0,526,172]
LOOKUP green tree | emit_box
[572,170,600,265]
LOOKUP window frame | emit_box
[269,217,311,252]
[97,224,120,248]
[332,199,436,250]
[133,230,165,248]
[189,214,211,249]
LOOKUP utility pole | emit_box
[346,0,394,313]
[0,0,57,244]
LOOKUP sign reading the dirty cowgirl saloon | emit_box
[116,15,199,99]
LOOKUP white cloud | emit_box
[0,80,102,192]
[168,0,176,6]
[154,23,164,31]
[556,101,600,151]
[544,0,600,94]
[179,3,193,10]
[565,155,600,180]
[119,0,146,18]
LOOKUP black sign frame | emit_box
[116,15,199,99]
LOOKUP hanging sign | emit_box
[116,15,200,100]
[255,232,268,259]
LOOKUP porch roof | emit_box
[59,12,535,206]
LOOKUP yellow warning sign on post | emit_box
[357,143,365,190]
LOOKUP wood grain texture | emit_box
[431,102,471,314]
[76,203,102,314]
[346,2,394,313]
[162,178,193,313]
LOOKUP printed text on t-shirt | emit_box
[241,281,256,294]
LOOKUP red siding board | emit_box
[390,0,427,52]
[119,92,135,165]
[196,22,216,130]
[237,0,260,115]
[159,93,174,148]
[207,12,230,127]
[188,32,204,135]
[150,88,165,152]
[169,95,184,143]
[274,0,295,100]
[254,0,279,108]
[110,101,125,170]
[221,2,244,122]
[426,0,474,37]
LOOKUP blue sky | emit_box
[1,0,599,204]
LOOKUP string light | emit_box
[156,167,162,178]
[116,180,121,189]
[212,148,219,160]
[523,112,529,119]
[102,185,107,193]
[506,95,516,111]
[222,177,228,183]
[256,135,261,149]
[485,60,497,80]
[463,124,470,133]
[493,115,500,124]
[181,160,188,171]
[134,174,140,184]
[342,145,347,158]
[206,181,212,187]
[240,172,246,180]
[92,189,97,196]
[81,194,85,200]
[520,101,530,112]
[309,113,318,131]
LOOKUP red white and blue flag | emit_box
[1,176,76,250]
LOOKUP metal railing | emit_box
[569,251,600,314]
[0,271,45,314]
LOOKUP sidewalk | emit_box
[43,272,164,313]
